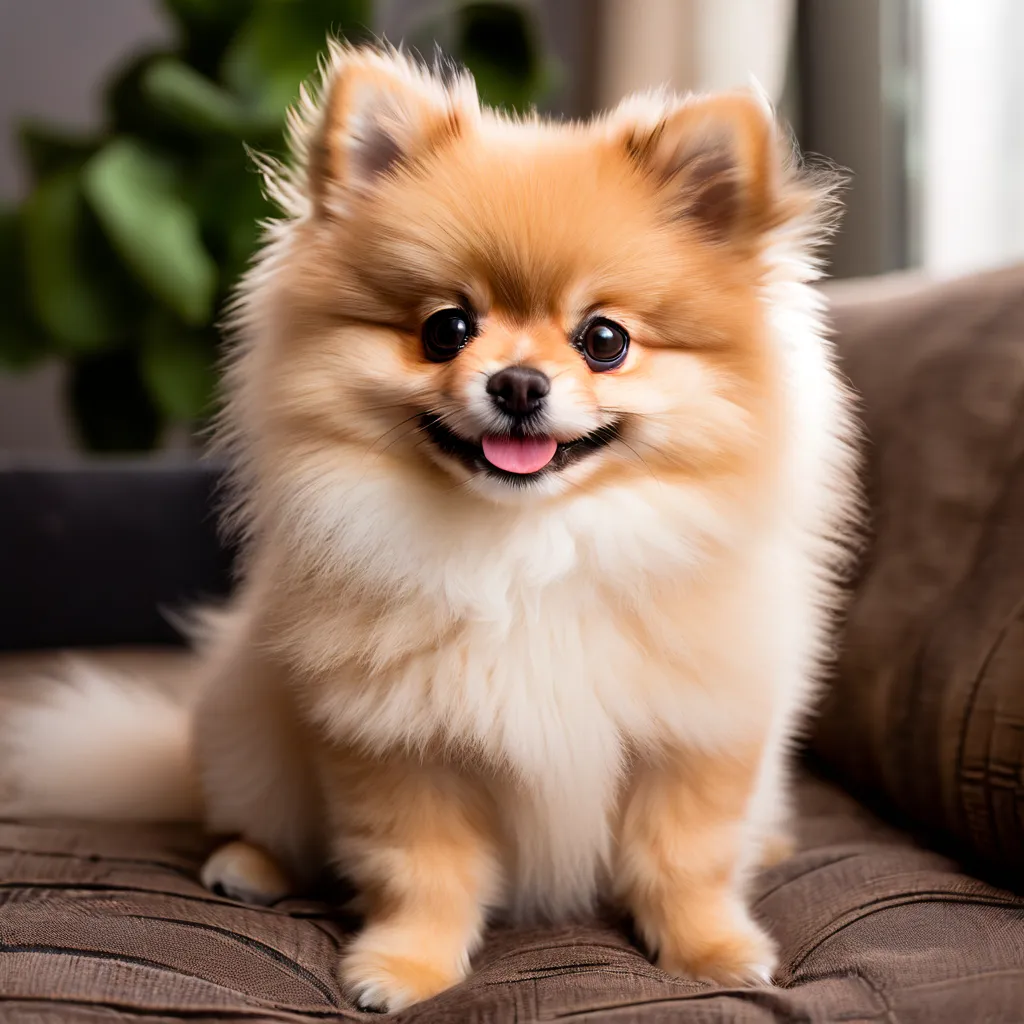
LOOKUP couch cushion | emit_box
[819,263,1024,880]
[1,772,1021,1022]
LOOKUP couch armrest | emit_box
[817,262,1024,879]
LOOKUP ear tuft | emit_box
[307,46,479,214]
[614,91,779,242]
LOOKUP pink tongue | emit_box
[481,435,557,474]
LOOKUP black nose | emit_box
[486,366,550,417]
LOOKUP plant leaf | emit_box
[221,0,371,119]
[18,122,98,181]
[0,208,50,369]
[142,58,250,135]
[83,139,218,326]
[165,0,258,81]
[456,2,547,111]
[190,146,272,288]
[106,50,192,147]
[22,171,126,354]
[141,58,281,140]
[402,2,552,113]
[165,0,255,33]
[68,350,164,452]
[140,309,218,421]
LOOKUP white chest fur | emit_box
[297,483,795,919]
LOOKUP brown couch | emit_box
[2,266,1024,1022]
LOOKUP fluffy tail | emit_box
[0,661,200,822]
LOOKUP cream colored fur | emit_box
[0,45,858,1013]
[0,661,198,821]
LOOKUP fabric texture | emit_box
[816,263,1024,880]
[2,771,1022,1023]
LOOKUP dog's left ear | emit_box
[308,47,479,214]
[612,91,781,242]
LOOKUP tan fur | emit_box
[200,839,291,905]
[0,46,858,1012]
[319,751,502,1010]
[616,744,776,983]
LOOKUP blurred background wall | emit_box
[2,0,1023,455]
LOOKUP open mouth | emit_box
[420,414,621,482]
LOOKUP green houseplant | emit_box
[0,0,550,452]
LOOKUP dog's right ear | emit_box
[609,89,782,245]
[308,46,479,215]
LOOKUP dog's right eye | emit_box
[422,308,475,362]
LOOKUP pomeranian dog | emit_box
[1,45,857,1012]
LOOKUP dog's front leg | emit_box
[614,742,778,985]
[320,748,504,1012]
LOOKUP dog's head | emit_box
[227,47,831,520]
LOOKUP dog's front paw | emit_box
[340,928,468,1013]
[657,915,777,987]
[200,840,292,906]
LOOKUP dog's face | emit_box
[240,50,814,509]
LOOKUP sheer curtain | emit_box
[918,0,1024,276]
[594,0,796,110]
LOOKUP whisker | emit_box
[349,421,431,493]
[359,401,421,415]
[411,439,485,497]
[612,438,660,483]
[604,431,665,459]
[367,412,424,453]
[372,421,430,461]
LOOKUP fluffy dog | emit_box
[1,45,857,1012]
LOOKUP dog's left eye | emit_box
[422,308,474,362]
[579,318,629,371]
